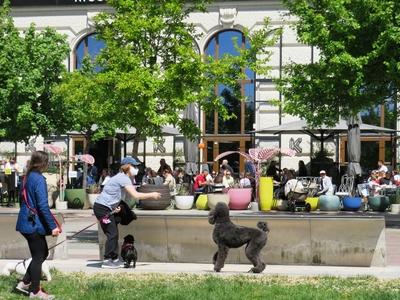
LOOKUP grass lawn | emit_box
[0,271,399,300]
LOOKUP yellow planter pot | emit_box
[259,177,273,211]
[196,194,208,210]
[305,197,319,211]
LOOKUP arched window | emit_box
[204,30,255,135]
[203,30,255,174]
[74,33,105,70]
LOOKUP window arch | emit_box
[74,33,105,70]
[204,30,255,134]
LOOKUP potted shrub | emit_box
[86,183,101,208]
[214,148,296,212]
[174,183,194,210]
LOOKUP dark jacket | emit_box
[16,171,56,235]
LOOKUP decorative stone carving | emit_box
[219,8,237,28]
[87,12,98,28]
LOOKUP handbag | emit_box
[22,179,62,234]
[114,200,137,226]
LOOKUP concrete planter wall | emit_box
[98,212,386,267]
[0,214,67,259]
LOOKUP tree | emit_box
[0,0,69,143]
[277,0,400,127]
[93,0,280,155]
[52,58,120,188]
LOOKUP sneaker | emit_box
[29,289,55,299]
[15,281,30,295]
[113,258,125,267]
[101,259,120,269]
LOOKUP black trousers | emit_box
[22,232,49,293]
[93,202,119,260]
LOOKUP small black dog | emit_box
[121,234,138,268]
[209,202,269,273]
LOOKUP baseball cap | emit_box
[121,156,140,166]
[319,170,326,174]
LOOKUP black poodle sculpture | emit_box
[208,202,269,273]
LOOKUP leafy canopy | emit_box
[91,0,280,141]
[0,0,69,142]
[278,0,400,126]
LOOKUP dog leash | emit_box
[47,208,120,251]
[47,221,97,251]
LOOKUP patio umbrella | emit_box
[347,114,362,176]
[254,119,395,153]
[183,103,199,176]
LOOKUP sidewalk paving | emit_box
[1,259,400,279]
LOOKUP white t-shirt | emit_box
[95,172,133,210]
[378,165,388,173]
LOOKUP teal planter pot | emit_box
[342,196,362,211]
[318,195,340,211]
[368,196,390,212]
[64,188,86,209]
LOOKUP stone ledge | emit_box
[99,214,386,267]
[0,214,67,260]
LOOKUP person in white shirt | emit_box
[317,170,334,196]
[222,171,235,188]
[239,172,251,188]
[377,160,388,173]
[163,168,176,194]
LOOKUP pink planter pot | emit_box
[228,188,252,210]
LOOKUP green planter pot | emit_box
[64,188,86,209]
[318,195,340,211]
[368,196,390,212]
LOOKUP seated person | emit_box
[317,170,334,196]
[222,171,234,188]
[99,169,111,188]
[379,171,394,186]
[239,172,252,188]
[163,168,176,194]
[148,170,164,185]
[193,169,209,192]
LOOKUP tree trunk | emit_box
[131,136,140,157]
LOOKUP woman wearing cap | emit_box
[93,156,161,269]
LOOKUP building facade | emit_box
[2,0,397,176]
